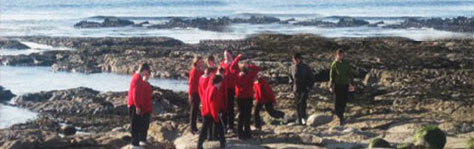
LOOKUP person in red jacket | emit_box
[198,67,217,140]
[198,75,226,149]
[189,55,204,134]
[198,67,211,101]
[127,63,153,148]
[229,53,260,140]
[253,75,285,130]
[219,49,237,133]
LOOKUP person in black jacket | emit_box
[289,53,315,125]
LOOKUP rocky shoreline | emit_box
[0,34,473,148]
[71,15,474,33]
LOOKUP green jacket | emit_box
[329,59,353,85]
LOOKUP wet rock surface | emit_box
[0,34,473,148]
[0,39,30,50]
[1,86,187,148]
[0,86,16,102]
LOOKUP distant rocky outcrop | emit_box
[294,17,370,27]
[75,15,290,32]
[148,15,287,32]
[74,17,135,28]
[385,16,474,32]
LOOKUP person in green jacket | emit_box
[329,49,355,126]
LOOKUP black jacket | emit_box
[289,62,315,92]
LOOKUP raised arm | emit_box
[229,54,242,74]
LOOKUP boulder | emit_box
[337,17,370,27]
[0,86,16,102]
[306,113,333,127]
[102,18,135,27]
[60,125,76,136]
[413,126,446,149]
[149,121,178,142]
[247,15,281,24]
[73,21,102,28]
[74,17,135,28]
[368,138,391,149]
[298,133,323,144]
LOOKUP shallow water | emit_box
[1,0,474,43]
[0,66,187,128]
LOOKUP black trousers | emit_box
[197,116,226,149]
[224,88,235,130]
[334,84,349,121]
[237,98,253,139]
[129,106,151,146]
[254,102,285,129]
[294,91,309,124]
[189,93,200,131]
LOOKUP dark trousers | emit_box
[129,106,151,146]
[294,91,309,124]
[224,88,235,130]
[237,98,253,139]
[334,84,349,121]
[254,102,285,129]
[197,116,226,149]
[189,93,200,131]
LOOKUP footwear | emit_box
[191,127,198,135]
[282,115,290,123]
[301,119,306,125]
[130,145,142,149]
[139,141,147,146]
[339,118,345,126]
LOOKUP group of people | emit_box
[188,50,287,149]
[126,49,354,149]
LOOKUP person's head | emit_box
[192,55,204,69]
[238,59,249,73]
[206,55,215,67]
[292,53,302,64]
[138,63,151,80]
[224,49,233,61]
[216,66,225,76]
[203,67,211,76]
[212,75,223,88]
[336,49,345,61]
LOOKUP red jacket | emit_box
[142,81,153,114]
[230,55,260,99]
[128,73,153,114]
[220,61,237,89]
[254,77,276,104]
[201,84,225,122]
[188,67,204,99]
[198,75,211,100]
[208,74,228,111]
